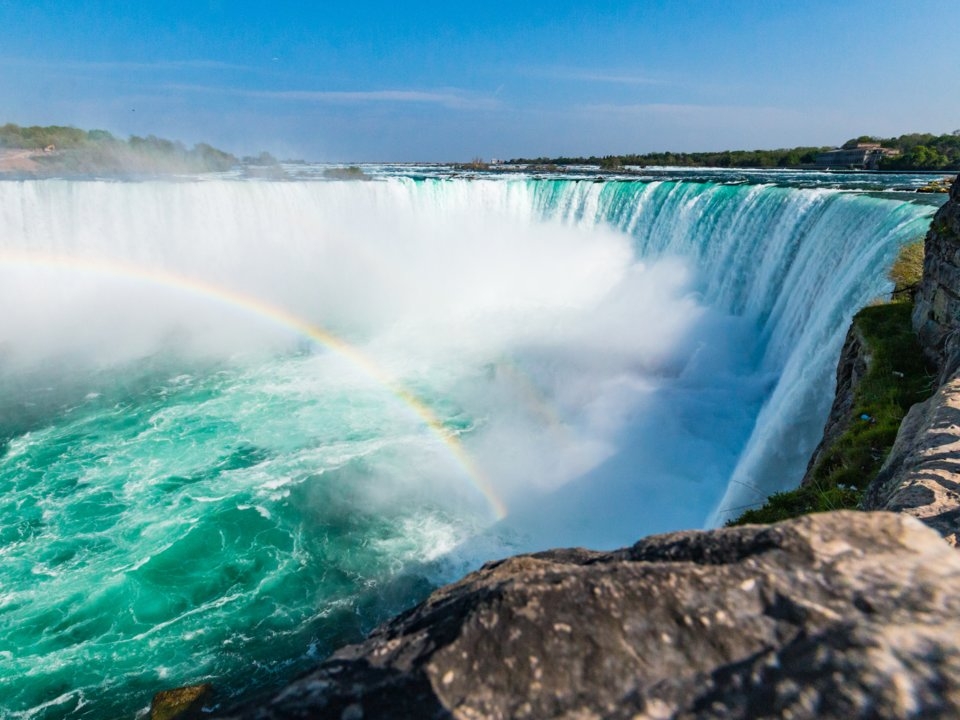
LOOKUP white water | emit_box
[0,178,935,546]
[0,176,941,718]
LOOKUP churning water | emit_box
[0,173,939,717]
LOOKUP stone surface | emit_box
[913,175,960,382]
[862,370,960,545]
[151,683,214,720]
[800,322,869,486]
[223,512,960,720]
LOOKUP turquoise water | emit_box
[0,175,940,717]
[1,354,494,717]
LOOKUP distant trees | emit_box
[879,132,960,170]
[0,123,239,174]
[0,123,89,149]
[778,151,802,167]
[842,136,880,149]
[322,166,368,180]
[254,151,278,165]
[902,146,947,169]
[508,131,960,171]
[510,146,831,169]
[191,142,236,171]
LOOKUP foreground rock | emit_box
[224,512,960,719]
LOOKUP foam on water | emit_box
[0,176,938,718]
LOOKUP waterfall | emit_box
[0,177,936,719]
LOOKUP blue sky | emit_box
[0,0,957,161]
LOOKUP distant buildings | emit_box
[815,143,900,170]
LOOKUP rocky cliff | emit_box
[912,176,960,382]
[861,175,960,545]
[221,512,960,720]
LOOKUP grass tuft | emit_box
[888,238,924,300]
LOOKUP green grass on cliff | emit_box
[728,300,933,526]
[889,239,925,300]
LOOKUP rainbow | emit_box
[0,251,509,520]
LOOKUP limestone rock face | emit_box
[226,512,960,720]
[863,370,960,545]
[913,175,960,382]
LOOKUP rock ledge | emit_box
[225,511,960,720]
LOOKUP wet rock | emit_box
[151,683,214,720]
[223,512,960,720]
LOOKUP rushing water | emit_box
[0,173,941,718]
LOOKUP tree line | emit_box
[510,131,960,171]
[0,123,238,173]
[869,132,960,170]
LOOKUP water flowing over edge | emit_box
[0,177,938,718]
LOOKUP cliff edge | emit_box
[912,176,960,381]
[861,175,960,544]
